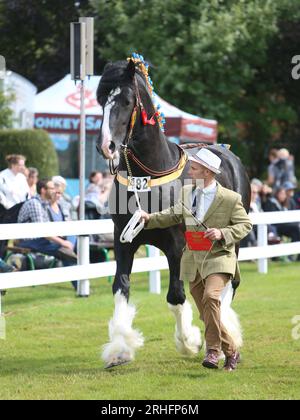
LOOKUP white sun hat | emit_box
[188,148,221,174]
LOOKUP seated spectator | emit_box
[282,181,297,210]
[250,178,263,210]
[17,179,78,291]
[240,183,260,248]
[27,167,39,198]
[52,176,73,221]
[260,183,273,209]
[0,257,17,296]
[0,257,15,273]
[294,185,300,210]
[84,171,112,220]
[89,171,103,187]
[49,183,77,249]
[264,187,300,260]
[0,154,30,210]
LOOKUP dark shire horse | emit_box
[96,57,250,368]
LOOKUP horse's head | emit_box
[96,60,137,160]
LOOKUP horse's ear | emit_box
[126,59,136,80]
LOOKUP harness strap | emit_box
[116,152,188,188]
[124,145,186,177]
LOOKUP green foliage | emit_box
[1,0,300,177]
[92,0,300,177]
[0,87,14,129]
[0,129,59,177]
[0,0,94,91]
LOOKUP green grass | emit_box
[1,262,300,400]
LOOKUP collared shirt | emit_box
[0,168,30,209]
[18,195,50,224]
[191,180,217,221]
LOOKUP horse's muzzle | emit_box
[97,140,116,160]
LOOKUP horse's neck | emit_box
[128,126,180,172]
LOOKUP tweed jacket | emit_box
[145,182,252,282]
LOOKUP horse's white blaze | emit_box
[220,282,243,349]
[168,300,202,356]
[101,87,121,159]
[102,290,144,367]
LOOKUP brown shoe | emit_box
[202,350,219,369]
[224,351,240,372]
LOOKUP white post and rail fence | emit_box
[0,210,300,315]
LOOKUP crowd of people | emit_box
[0,147,299,280]
[0,154,114,288]
[241,148,300,262]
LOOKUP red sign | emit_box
[65,86,98,110]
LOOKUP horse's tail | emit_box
[220,282,243,349]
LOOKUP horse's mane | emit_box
[97,60,146,105]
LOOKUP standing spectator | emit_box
[0,155,30,258]
[27,167,39,198]
[267,148,279,186]
[271,148,297,188]
[0,154,30,210]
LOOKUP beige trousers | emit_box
[189,271,236,356]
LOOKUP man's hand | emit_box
[140,210,150,224]
[204,228,223,241]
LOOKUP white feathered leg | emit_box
[168,300,202,356]
[220,282,243,350]
[102,290,144,368]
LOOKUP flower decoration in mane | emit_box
[127,53,165,132]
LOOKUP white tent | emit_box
[34,74,217,143]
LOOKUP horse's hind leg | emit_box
[102,241,144,369]
[165,245,202,357]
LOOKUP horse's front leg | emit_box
[164,237,202,357]
[102,240,144,369]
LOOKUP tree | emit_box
[0,0,94,91]
[92,0,300,177]
[0,85,14,128]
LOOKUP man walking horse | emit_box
[141,148,252,371]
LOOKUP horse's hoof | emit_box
[104,354,132,369]
[105,359,131,369]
